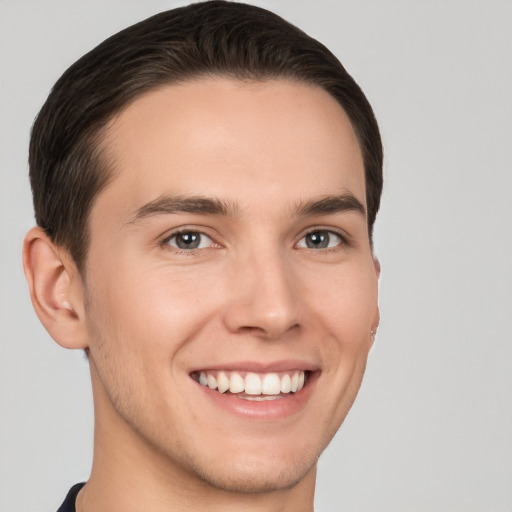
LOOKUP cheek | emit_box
[86,260,222,359]
[306,262,377,400]
[310,263,378,334]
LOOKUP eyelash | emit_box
[161,229,217,253]
[295,228,349,251]
[160,227,350,254]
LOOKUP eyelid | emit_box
[159,226,221,252]
[167,232,213,249]
[295,227,350,250]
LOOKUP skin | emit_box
[23,78,380,512]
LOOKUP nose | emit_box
[222,248,300,340]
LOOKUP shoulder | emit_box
[56,483,85,512]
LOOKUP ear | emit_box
[22,227,89,349]
[370,256,381,350]
[373,255,381,279]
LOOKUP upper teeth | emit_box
[197,370,306,395]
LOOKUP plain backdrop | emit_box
[1,1,511,511]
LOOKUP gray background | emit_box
[1,1,511,511]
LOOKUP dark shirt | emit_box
[57,483,85,512]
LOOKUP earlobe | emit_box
[369,305,380,351]
[373,256,381,278]
[369,256,381,350]
[22,227,89,349]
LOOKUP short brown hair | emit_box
[29,0,383,272]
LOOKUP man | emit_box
[22,1,382,511]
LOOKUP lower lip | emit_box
[194,372,318,420]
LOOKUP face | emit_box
[83,78,379,493]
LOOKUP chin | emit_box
[171,437,321,495]
[188,456,316,494]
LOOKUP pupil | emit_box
[176,232,200,249]
[306,231,329,249]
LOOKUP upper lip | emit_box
[189,360,320,374]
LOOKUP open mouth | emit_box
[190,370,310,401]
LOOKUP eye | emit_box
[165,231,214,250]
[297,230,343,250]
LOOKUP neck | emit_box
[79,431,316,512]
[80,462,316,512]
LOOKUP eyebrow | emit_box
[127,192,366,225]
[127,195,240,224]
[292,194,366,219]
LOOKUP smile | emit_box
[191,370,308,400]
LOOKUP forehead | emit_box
[95,78,365,221]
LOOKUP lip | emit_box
[190,363,320,420]
[189,359,320,374]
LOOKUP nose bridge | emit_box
[223,243,300,338]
